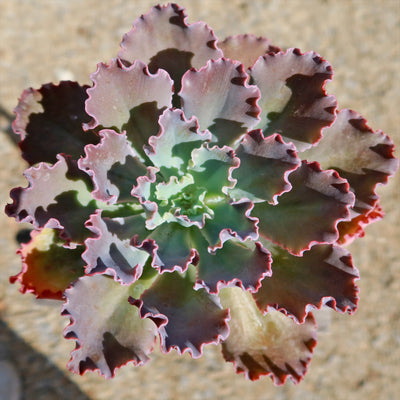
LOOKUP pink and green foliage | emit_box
[6,3,398,384]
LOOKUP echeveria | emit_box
[6,3,398,384]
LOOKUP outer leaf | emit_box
[78,129,147,204]
[130,271,230,358]
[145,109,211,178]
[254,243,359,323]
[83,211,149,285]
[85,58,173,157]
[254,161,354,255]
[250,48,336,150]
[63,275,158,378]
[6,155,96,243]
[10,228,85,300]
[231,130,300,203]
[195,238,271,294]
[301,109,399,242]
[179,58,260,146]
[13,82,99,165]
[118,3,222,97]
[219,34,280,69]
[220,288,317,384]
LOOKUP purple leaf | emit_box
[301,108,399,243]
[131,271,229,358]
[231,130,300,203]
[250,48,336,150]
[78,129,147,204]
[118,3,222,100]
[254,243,359,323]
[82,211,149,285]
[63,275,158,378]
[220,288,317,384]
[195,238,271,294]
[6,155,96,243]
[85,58,173,157]
[219,34,280,69]
[179,58,261,146]
[13,82,99,165]
[10,228,84,300]
[254,161,355,255]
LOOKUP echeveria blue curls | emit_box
[6,3,398,385]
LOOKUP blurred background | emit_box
[0,1,399,399]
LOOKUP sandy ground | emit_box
[0,1,399,399]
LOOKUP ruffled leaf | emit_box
[189,143,240,195]
[254,243,359,323]
[231,130,300,203]
[142,222,197,273]
[85,58,173,157]
[195,238,271,294]
[13,82,99,165]
[63,274,158,378]
[10,228,85,300]
[219,34,280,69]
[220,288,317,384]
[78,129,147,204]
[250,48,336,150]
[83,212,149,285]
[201,199,258,249]
[253,161,354,254]
[118,3,222,101]
[6,155,96,243]
[145,109,211,178]
[130,271,230,357]
[301,109,399,242]
[179,58,260,146]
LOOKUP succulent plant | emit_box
[5,3,398,384]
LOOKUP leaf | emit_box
[179,58,261,146]
[5,155,96,243]
[254,243,359,323]
[195,238,271,294]
[130,271,230,358]
[250,48,336,150]
[201,199,258,250]
[301,109,399,242]
[13,81,99,165]
[189,143,240,195]
[85,58,173,157]
[63,274,158,378]
[10,228,85,300]
[78,129,147,204]
[231,130,300,203]
[144,222,197,273]
[118,3,222,102]
[253,161,355,255]
[219,34,280,69]
[83,211,150,285]
[219,288,317,384]
[145,108,211,179]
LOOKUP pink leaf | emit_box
[219,34,280,69]
[250,48,336,150]
[179,58,261,146]
[220,288,317,384]
[63,275,158,378]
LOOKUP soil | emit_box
[0,1,399,399]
